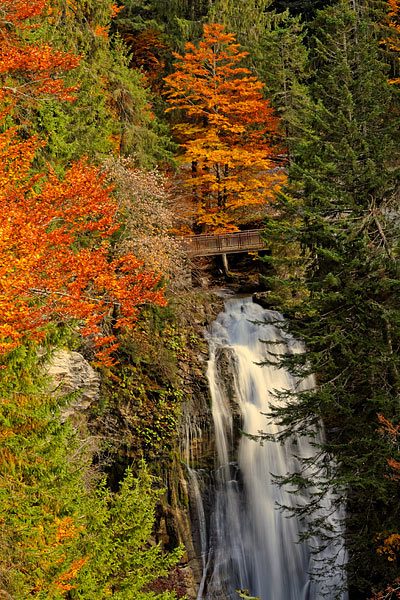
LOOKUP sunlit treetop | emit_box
[164,23,286,232]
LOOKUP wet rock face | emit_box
[252,291,273,309]
[45,350,100,420]
[214,346,244,467]
[215,347,240,412]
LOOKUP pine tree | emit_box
[272,0,334,20]
[113,0,210,56]
[26,0,172,168]
[0,352,179,598]
[263,0,400,595]
[208,0,270,68]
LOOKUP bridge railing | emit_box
[182,229,266,257]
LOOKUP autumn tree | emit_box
[0,2,166,364]
[0,133,166,364]
[10,0,171,169]
[0,1,80,119]
[0,4,180,596]
[103,157,188,287]
[164,23,285,232]
[208,0,310,161]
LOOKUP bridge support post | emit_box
[221,253,230,277]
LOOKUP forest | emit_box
[0,0,399,598]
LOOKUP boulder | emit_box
[45,350,100,421]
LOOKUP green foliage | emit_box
[91,303,194,475]
[25,0,172,169]
[98,363,182,468]
[0,350,181,598]
[237,591,261,600]
[112,0,161,35]
[257,10,310,152]
[113,0,209,55]
[263,0,400,595]
[272,0,334,21]
[208,0,311,155]
[1,2,184,597]
[73,467,182,599]
[208,0,271,65]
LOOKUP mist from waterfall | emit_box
[192,296,347,600]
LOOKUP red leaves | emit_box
[0,0,48,25]
[0,3,166,364]
[378,414,400,481]
[0,134,165,364]
[0,1,80,110]
[54,557,88,593]
[378,413,400,439]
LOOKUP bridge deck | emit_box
[183,229,266,257]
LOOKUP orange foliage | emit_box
[378,413,400,438]
[164,23,286,232]
[386,0,400,84]
[378,414,400,480]
[55,517,81,543]
[0,0,80,111]
[0,131,166,363]
[92,4,123,39]
[371,414,400,599]
[110,3,123,19]
[0,0,166,364]
[93,25,110,39]
[377,533,400,562]
[0,1,48,25]
[124,28,168,89]
[55,557,88,593]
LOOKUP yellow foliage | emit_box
[164,23,287,232]
[377,533,400,561]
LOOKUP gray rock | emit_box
[45,350,100,420]
[215,346,239,413]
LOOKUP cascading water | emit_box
[190,296,347,600]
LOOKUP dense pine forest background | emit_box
[0,0,399,598]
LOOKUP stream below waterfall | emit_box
[187,296,347,600]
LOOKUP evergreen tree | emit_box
[263,0,400,595]
[208,0,310,158]
[208,0,270,67]
[33,0,172,168]
[113,0,210,55]
[0,349,180,599]
[272,0,334,20]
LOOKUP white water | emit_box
[197,296,347,600]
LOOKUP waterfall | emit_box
[191,296,347,600]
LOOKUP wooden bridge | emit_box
[183,229,266,257]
